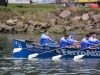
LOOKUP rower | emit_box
[69,32,76,40]
[88,32,100,44]
[60,34,76,48]
[80,34,95,49]
[68,32,80,44]
[40,30,57,47]
[68,32,80,48]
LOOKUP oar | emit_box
[52,48,86,61]
[73,45,100,61]
[73,55,84,62]
[28,47,62,59]
[72,44,100,61]
[73,46,100,61]
[13,48,22,53]
[28,48,87,60]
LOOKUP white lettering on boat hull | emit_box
[59,49,100,57]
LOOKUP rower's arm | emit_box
[67,40,76,45]
[89,40,100,44]
[96,40,100,44]
[48,37,56,43]
[64,40,76,45]
[61,39,76,45]
[67,39,76,44]
[86,41,95,46]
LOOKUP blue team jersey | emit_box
[60,37,76,48]
[40,34,55,46]
[81,38,95,49]
[88,37,100,44]
[68,36,76,43]
[68,35,75,40]
[67,36,76,44]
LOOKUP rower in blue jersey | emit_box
[68,32,79,43]
[40,30,57,47]
[89,32,100,44]
[81,34,95,49]
[60,35,76,48]
[68,32,80,48]
[69,32,76,40]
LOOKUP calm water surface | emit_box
[0,33,100,75]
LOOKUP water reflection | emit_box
[0,58,100,75]
[2,58,98,75]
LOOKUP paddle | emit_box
[13,48,23,53]
[28,47,87,60]
[73,44,100,61]
[52,48,87,61]
[73,45,100,61]
[28,47,62,59]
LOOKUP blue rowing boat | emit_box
[13,39,100,59]
[13,39,58,58]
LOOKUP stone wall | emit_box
[0,9,100,34]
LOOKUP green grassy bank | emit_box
[0,4,57,23]
[0,4,100,21]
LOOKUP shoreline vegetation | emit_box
[0,4,100,34]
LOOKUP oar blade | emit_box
[28,53,39,59]
[13,48,22,53]
[52,55,62,61]
[73,55,84,61]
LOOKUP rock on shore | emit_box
[0,9,100,34]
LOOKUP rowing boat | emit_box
[13,39,58,58]
[13,39,100,59]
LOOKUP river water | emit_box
[0,33,100,75]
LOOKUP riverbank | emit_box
[0,4,100,34]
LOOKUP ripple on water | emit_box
[52,73,80,75]
[39,74,47,75]
[53,73,68,75]
[76,69,92,74]
[11,72,25,75]
[95,69,100,73]
[25,70,38,74]
[0,71,7,75]
[1,57,100,75]
[40,71,48,74]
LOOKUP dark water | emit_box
[0,33,100,75]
